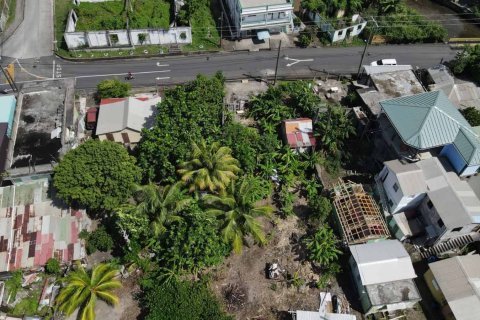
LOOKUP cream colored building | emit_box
[96,96,160,146]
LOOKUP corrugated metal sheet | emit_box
[381,91,480,165]
[350,240,417,286]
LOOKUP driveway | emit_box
[1,0,53,59]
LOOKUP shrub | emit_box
[138,33,147,44]
[461,107,480,126]
[45,258,61,274]
[97,79,131,99]
[298,30,313,48]
[87,227,114,254]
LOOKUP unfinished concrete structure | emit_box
[332,180,390,245]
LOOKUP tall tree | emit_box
[53,140,141,212]
[137,74,225,183]
[178,140,241,193]
[204,177,273,253]
[55,263,121,320]
[134,182,191,236]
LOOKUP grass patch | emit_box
[11,290,40,317]
[61,45,169,59]
[74,0,170,31]
[54,0,75,53]
[183,1,219,51]
[5,0,16,29]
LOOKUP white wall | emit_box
[438,223,479,243]
[309,11,367,43]
[65,28,192,49]
[461,165,480,177]
[64,6,192,49]
[379,166,426,214]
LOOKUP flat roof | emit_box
[365,279,421,306]
[11,89,65,170]
[358,70,424,116]
[429,255,480,320]
[240,0,290,8]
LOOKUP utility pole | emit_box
[356,17,378,78]
[0,64,18,93]
[273,40,282,85]
[219,12,223,47]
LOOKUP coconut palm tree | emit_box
[177,140,241,193]
[204,177,273,253]
[135,182,191,236]
[55,263,121,320]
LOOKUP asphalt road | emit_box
[2,44,458,89]
[1,0,54,59]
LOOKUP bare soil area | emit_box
[210,214,359,320]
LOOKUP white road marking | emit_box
[285,57,314,67]
[15,59,48,79]
[155,77,170,80]
[52,60,55,79]
[156,62,169,67]
[74,69,171,79]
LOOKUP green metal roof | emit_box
[453,128,480,165]
[381,91,471,149]
[380,91,480,166]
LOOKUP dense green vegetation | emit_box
[53,140,141,212]
[137,73,225,183]
[142,279,232,320]
[74,0,170,31]
[302,0,447,44]
[461,106,480,126]
[51,74,352,319]
[177,0,220,50]
[97,79,131,99]
[451,44,480,83]
[45,258,61,275]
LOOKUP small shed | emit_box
[281,118,316,153]
[332,180,390,245]
[85,107,98,130]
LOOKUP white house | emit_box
[224,0,294,39]
[96,96,160,146]
[425,255,480,320]
[308,12,367,43]
[349,240,421,315]
[376,157,480,246]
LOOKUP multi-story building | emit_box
[224,0,294,39]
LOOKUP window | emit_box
[357,25,362,30]
[387,198,393,208]
[106,133,114,141]
[452,227,462,232]
[437,219,444,228]
[381,171,389,182]
[427,200,433,209]
[121,132,130,144]
[393,183,399,192]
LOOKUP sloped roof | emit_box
[381,91,471,149]
[282,118,316,149]
[350,240,417,286]
[453,128,480,166]
[96,96,160,135]
[385,160,427,196]
[429,255,480,320]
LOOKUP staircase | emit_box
[169,44,181,54]
[419,233,478,259]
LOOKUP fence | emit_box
[64,9,192,50]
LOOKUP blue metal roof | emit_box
[0,95,16,137]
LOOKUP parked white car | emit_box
[370,58,397,66]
